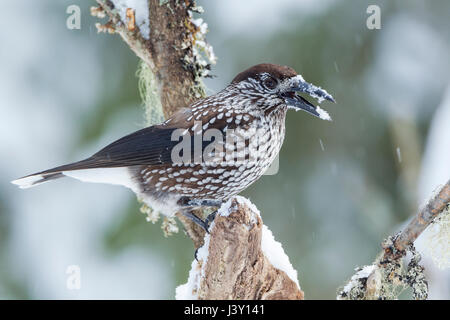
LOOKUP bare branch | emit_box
[339,180,450,300]
[385,179,450,259]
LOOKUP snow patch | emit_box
[316,106,332,121]
[183,7,217,82]
[112,0,150,39]
[176,220,214,300]
[292,74,305,83]
[235,196,261,225]
[261,225,301,289]
[293,75,334,103]
[340,265,376,296]
[175,259,201,300]
[196,222,214,275]
[218,196,260,226]
[281,74,335,112]
[190,17,217,65]
[217,197,234,217]
[423,204,450,270]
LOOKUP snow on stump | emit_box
[176,196,304,300]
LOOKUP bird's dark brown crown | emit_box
[231,63,298,84]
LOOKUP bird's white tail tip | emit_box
[11,175,46,189]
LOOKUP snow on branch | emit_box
[338,179,450,300]
[92,0,154,68]
[93,0,216,117]
[176,196,304,300]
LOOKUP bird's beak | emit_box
[282,75,335,121]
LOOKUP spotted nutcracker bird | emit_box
[12,63,335,231]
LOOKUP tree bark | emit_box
[147,0,204,118]
[195,197,304,300]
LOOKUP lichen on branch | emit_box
[93,0,216,116]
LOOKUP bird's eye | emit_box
[264,77,277,89]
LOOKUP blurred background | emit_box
[0,0,449,299]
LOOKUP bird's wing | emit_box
[88,125,180,167]
[48,125,181,172]
[21,103,255,177]
[11,124,184,188]
[38,108,198,173]
[73,105,254,170]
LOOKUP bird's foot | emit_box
[204,210,217,228]
[194,248,199,261]
[180,198,223,209]
[192,210,217,261]
[181,211,209,233]
[181,209,218,234]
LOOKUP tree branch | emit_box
[94,0,154,69]
[176,197,304,300]
[338,180,450,300]
[384,180,450,259]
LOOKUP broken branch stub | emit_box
[179,197,304,300]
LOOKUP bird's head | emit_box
[231,63,335,120]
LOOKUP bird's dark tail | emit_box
[11,172,65,189]
[10,159,95,189]
[11,158,135,189]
